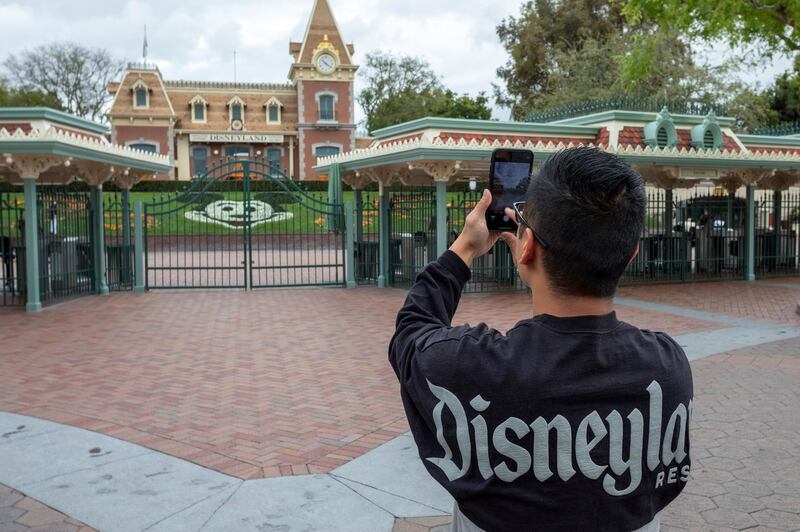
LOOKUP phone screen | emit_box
[488,152,532,231]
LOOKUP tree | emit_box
[769,55,800,123]
[3,42,123,122]
[495,0,627,118]
[357,51,493,132]
[494,0,727,118]
[621,0,799,57]
[0,78,63,109]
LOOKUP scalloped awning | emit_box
[314,135,800,187]
[0,123,173,184]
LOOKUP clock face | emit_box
[317,54,336,74]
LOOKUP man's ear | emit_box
[519,227,537,265]
[627,244,640,266]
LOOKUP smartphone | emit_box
[486,148,534,231]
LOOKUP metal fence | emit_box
[354,190,380,285]
[447,190,525,292]
[104,192,134,291]
[36,186,95,304]
[387,187,438,288]
[755,190,800,278]
[622,187,748,284]
[0,187,24,306]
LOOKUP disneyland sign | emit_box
[189,133,284,144]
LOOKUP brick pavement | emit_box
[393,336,800,531]
[0,484,95,532]
[0,280,798,530]
[617,277,800,325]
[0,285,728,480]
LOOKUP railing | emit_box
[750,122,800,136]
[526,98,727,123]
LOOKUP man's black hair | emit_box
[524,147,646,298]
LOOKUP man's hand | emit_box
[449,189,501,268]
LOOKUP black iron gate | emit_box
[143,159,345,289]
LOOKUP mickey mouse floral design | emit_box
[185,200,293,229]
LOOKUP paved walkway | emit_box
[0,279,798,530]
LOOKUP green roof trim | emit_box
[550,110,737,127]
[0,107,109,135]
[370,116,600,140]
[315,145,800,175]
[0,140,172,173]
[738,134,800,147]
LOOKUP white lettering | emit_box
[576,411,607,480]
[680,464,691,482]
[531,415,576,481]
[469,395,494,480]
[425,380,471,481]
[667,467,678,484]
[655,471,665,488]
[646,381,663,471]
[603,409,644,496]
[662,404,688,466]
[492,417,531,482]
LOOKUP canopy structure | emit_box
[314,109,800,289]
[0,107,173,312]
[315,112,800,190]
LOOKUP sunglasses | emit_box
[512,201,549,249]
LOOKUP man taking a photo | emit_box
[389,148,693,531]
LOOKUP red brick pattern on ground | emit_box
[617,277,800,325]
[395,337,800,531]
[0,484,95,532]
[0,283,750,480]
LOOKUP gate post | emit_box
[134,201,145,294]
[745,185,756,281]
[354,189,363,243]
[22,177,42,312]
[345,201,356,288]
[92,185,109,295]
[435,180,448,257]
[121,187,132,285]
[378,182,389,288]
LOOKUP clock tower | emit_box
[289,0,357,180]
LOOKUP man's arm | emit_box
[388,189,501,387]
[388,250,471,385]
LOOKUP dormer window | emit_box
[131,79,150,109]
[703,129,714,149]
[227,96,247,128]
[691,112,724,151]
[265,97,282,124]
[190,95,208,124]
[317,92,336,122]
[644,107,677,149]
[656,127,669,148]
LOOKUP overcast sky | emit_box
[0,0,794,124]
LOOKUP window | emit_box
[656,127,669,148]
[231,104,242,122]
[319,95,335,121]
[315,146,340,158]
[132,79,150,108]
[224,145,250,158]
[135,88,147,107]
[267,148,282,177]
[129,143,157,153]
[192,147,208,176]
[703,130,715,150]
[194,103,205,121]
[268,105,279,123]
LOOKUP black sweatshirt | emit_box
[389,251,693,532]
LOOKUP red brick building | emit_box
[107,0,357,181]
